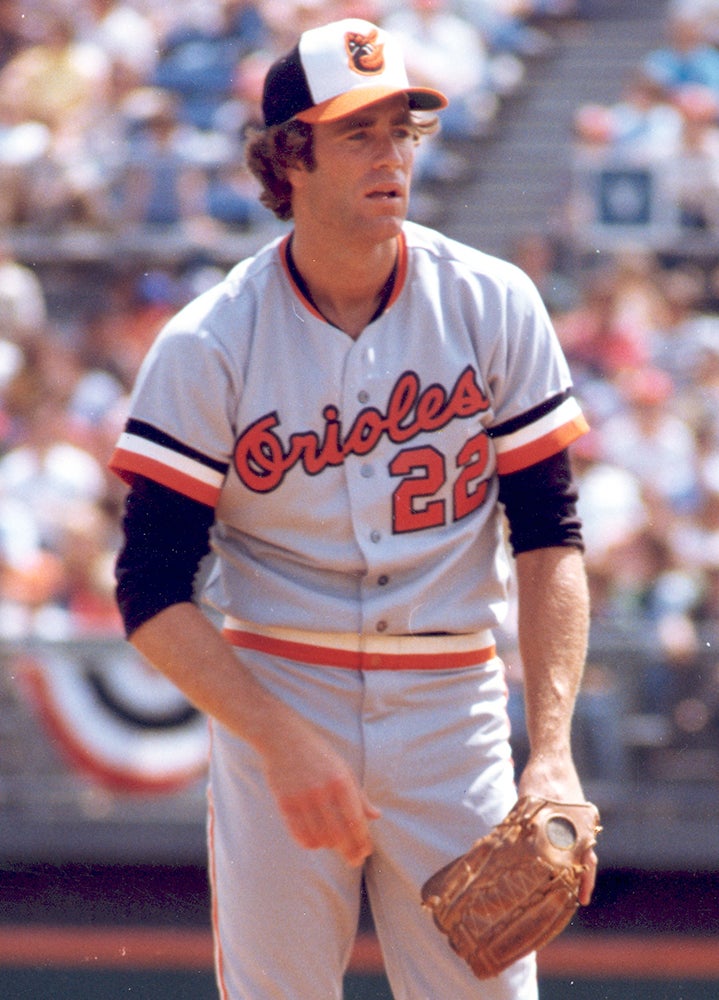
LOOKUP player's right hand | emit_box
[262,724,381,867]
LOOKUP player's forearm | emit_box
[130,601,379,865]
[128,601,304,755]
[514,546,589,778]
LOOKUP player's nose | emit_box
[372,131,406,169]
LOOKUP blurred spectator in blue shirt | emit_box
[152,0,270,129]
[119,86,209,230]
[642,5,719,101]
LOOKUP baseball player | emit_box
[111,17,597,1000]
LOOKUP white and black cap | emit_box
[262,18,448,128]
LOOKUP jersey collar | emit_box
[280,231,407,328]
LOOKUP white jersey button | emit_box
[370,530,381,543]
[360,464,374,478]
[357,390,370,404]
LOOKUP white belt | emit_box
[222,617,496,671]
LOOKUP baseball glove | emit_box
[420,795,601,980]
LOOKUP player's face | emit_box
[291,95,416,244]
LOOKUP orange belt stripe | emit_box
[222,626,496,671]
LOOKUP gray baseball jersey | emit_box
[110,220,587,639]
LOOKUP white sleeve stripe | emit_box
[115,432,225,489]
[493,397,582,454]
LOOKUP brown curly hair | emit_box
[245,111,439,222]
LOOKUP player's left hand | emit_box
[517,752,598,906]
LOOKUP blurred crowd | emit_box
[572,0,719,235]
[556,0,719,774]
[514,236,719,781]
[1,0,719,776]
[0,0,573,232]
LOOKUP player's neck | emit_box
[289,232,399,339]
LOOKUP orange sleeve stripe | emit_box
[495,415,589,476]
[109,448,220,507]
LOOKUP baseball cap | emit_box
[262,18,448,128]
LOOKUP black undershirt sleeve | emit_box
[115,475,215,638]
[497,449,584,556]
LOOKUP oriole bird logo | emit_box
[345,29,385,75]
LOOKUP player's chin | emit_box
[362,202,407,239]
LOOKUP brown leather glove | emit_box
[421,796,601,980]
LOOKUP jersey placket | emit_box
[341,335,400,637]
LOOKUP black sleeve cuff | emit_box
[497,449,584,556]
[115,476,214,637]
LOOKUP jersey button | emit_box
[376,620,388,633]
[378,574,389,586]
[360,464,374,478]
[358,390,370,404]
[370,530,381,543]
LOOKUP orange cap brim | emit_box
[295,85,448,124]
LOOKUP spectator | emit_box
[682,337,719,455]
[0,0,31,72]
[205,50,280,229]
[118,86,211,231]
[152,0,270,129]
[384,0,503,140]
[509,231,581,315]
[51,498,124,635]
[665,84,719,231]
[573,70,683,163]
[0,75,53,227]
[457,0,556,59]
[0,242,48,344]
[213,47,272,134]
[20,110,123,229]
[0,502,66,638]
[669,453,719,586]
[554,265,652,385]
[650,263,712,386]
[642,4,719,103]
[571,430,648,619]
[0,390,106,559]
[0,12,108,132]
[0,11,126,228]
[609,250,673,347]
[600,366,700,516]
[83,268,185,391]
[77,0,160,89]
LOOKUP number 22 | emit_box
[390,430,490,534]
